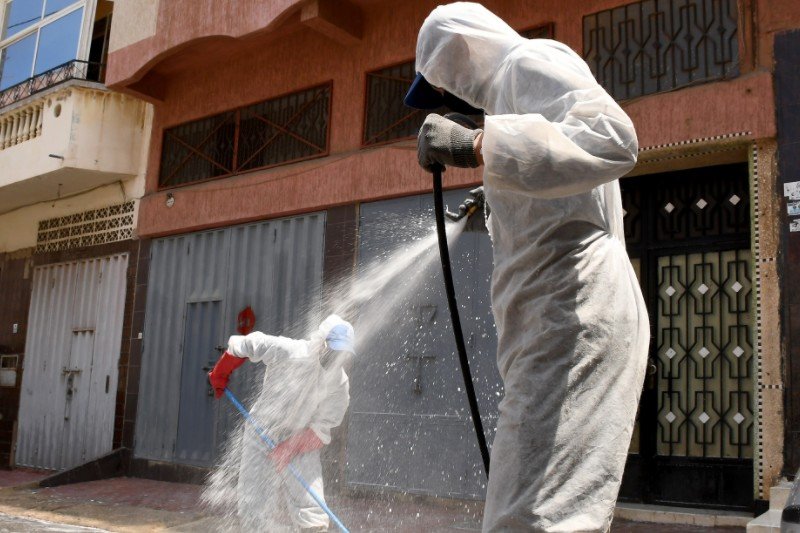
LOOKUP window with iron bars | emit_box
[583,0,739,101]
[159,83,331,188]
[362,61,442,147]
[362,24,553,147]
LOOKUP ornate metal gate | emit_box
[619,163,753,510]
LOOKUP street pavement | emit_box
[0,470,746,532]
[0,512,108,532]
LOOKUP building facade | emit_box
[0,0,151,470]
[97,0,798,522]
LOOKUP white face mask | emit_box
[320,347,352,370]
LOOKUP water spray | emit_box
[430,113,491,476]
[223,388,351,533]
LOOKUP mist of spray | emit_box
[202,215,469,531]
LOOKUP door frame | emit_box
[618,163,755,511]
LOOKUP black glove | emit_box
[417,113,482,172]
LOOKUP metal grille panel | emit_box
[364,61,425,146]
[160,112,236,187]
[363,61,445,146]
[656,250,753,458]
[159,84,331,187]
[238,86,330,172]
[583,0,739,100]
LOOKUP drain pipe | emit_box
[431,163,490,477]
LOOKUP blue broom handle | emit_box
[224,388,351,533]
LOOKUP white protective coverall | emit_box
[226,316,351,531]
[416,4,649,531]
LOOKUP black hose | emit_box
[432,165,491,476]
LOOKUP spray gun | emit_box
[445,186,488,222]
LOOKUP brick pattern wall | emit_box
[0,240,142,469]
[0,251,33,467]
[121,239,150,450]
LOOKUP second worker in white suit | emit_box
[208,315,354,532]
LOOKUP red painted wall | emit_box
[108,0,784,238]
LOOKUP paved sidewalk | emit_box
[0,511,108,532]
[0,471,745,532]
[0,468,50,488]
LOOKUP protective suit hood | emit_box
[415,2,521,112]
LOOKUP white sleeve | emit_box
[308,368,350,445]
[482,42,638,199]
[226,332,307,364]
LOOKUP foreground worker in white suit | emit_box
[208,315,354,532]
[406,3,650,531]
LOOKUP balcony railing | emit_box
[0,60,105,110]
[0,100,44,150]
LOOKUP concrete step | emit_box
[770,479,794,510]
[746,508,782,532]
[615,502,750,527]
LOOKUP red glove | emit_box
[208,351,246,398]
[270,428,324,471]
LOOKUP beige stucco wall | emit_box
[753,140,785,498]
[108,0,160,53]
[0,97,152,253]
[0,183,138,252]
[0,84,149,213]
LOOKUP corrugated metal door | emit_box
[135,214,325,466]
[346,191,500,499]
[17,254,128,470]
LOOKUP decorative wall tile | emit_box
[36,202,135,253]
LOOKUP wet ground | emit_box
[0,512,108,532]
[0,469,48,488]
[0,471,746,532]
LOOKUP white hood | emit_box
[415,2,521,112]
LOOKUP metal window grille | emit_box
[362,61,445,146]
[160,111,236,187]
[159,84,331,188]
[583,0,739,101]
[238,84,331,172]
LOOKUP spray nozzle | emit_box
[445,186,488,222]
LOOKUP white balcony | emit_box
[0,80,147,214]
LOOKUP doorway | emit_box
[619,163,754,511]
[16,254,128,470]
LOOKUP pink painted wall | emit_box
[108,0,783,237]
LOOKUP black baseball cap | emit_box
[404,73,444,109]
